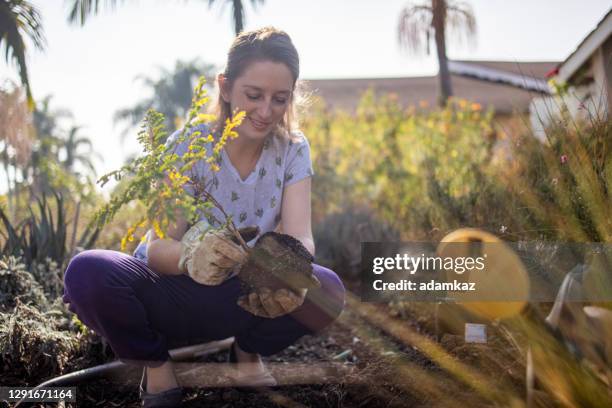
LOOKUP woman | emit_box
[62,27,346,407]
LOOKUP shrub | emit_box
[0,191,100,271]
[304,92,506,241]
[314,207,400,280]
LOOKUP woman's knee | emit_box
[300,264,346,333]
[63,249,115,304]
[317,264,346,317]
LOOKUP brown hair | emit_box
[211,26,305,138]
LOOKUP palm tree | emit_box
[29,99,99,196]
[113,59,216,140]
[0,0,46,107]
[66,0,123,26]
[61,125,100,176]
[67,0,264,36]
[33,96,72,141]
[207,0,264,35]
[26,97,67,195]
[398,0,476,106]
[26,96,98,195]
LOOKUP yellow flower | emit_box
[153,220,165,239]
[195,113,216,124]
[120,219,146,250]
[167,170,190,187]
[120,235,129,250]
[439,123,450,134]
[194,96,210,109]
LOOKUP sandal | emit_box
[139,367,184,407]
[227,341,277,387]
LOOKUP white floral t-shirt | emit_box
[133,123,314,263]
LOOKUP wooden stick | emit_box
[173,361,359,388]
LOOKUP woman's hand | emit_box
[238,288,307,318]
[179,221,248,285]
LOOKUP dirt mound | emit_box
[0,256,49,312]
[0,301,83,383]
[0,300,111,385]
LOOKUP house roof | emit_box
[556,8,612,82]
[449,60,553,93]
[453,60,559,80]
[304,60,559,114]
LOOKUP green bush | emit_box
[304,92,508,240]
[313,207,400,279]
[304,91,610,244]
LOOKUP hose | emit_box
[12,338,234,407]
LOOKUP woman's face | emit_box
[220,60,294,142]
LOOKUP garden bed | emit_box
[1,286,524,407]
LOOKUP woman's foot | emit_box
[139,361,183,408]
[145,361,179,393]
[229,342,277,386]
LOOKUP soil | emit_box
[239,232,319,294]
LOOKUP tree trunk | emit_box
[232,0,244,36]
[432,0,452,106]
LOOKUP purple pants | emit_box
[62,250,345,368]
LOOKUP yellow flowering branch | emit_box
[92,76,249,251]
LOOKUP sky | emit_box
[2,0,611,194]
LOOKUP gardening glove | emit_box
[237,287,308,318]
[179,221,256,286]
[178,220,212,273]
